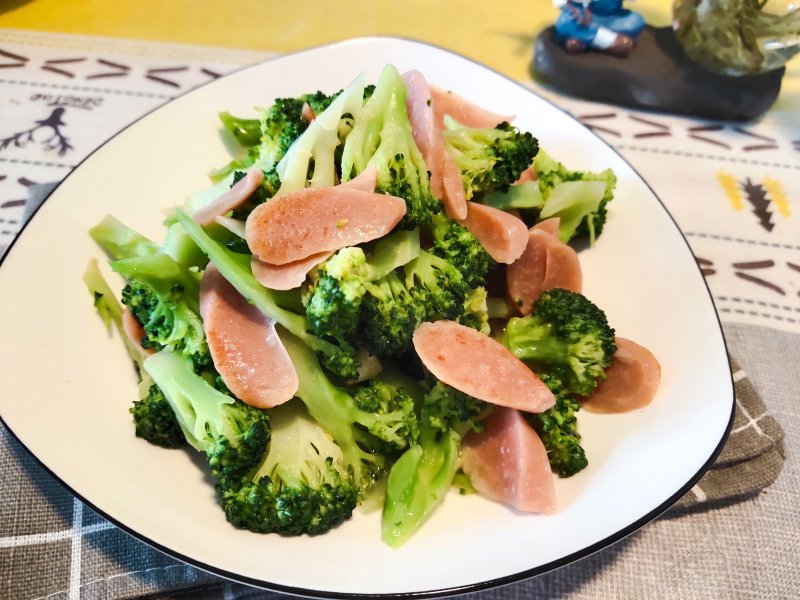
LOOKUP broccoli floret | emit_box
[111,253,210,370]
[382,381,489,547]
[428,213,496,288]
[459,286,490,335]
[341,65,440,228]
[442,120,539,200]
[530,373,587,477]
[403,249,469,322]
[220,337,419,537]
[221,401,359,536]
[176,210,360,380]
[304,230,422,347]
[144,350,271,491]
[355,248,469,358]
[533,149,616,244]
[305,247,371,343]
[130,383,185,449]
[502,288,616,397]
[281,330,419,485]
[358,271,423,358]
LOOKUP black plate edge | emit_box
[0,34,736,600]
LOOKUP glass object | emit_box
[672,0,800,75]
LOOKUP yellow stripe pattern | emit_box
[717,171,743,211]
[762,177,791,217]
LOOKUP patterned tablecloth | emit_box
[1,28,798,600]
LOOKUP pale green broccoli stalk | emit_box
[382,381,489,547]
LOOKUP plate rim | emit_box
[0,35,736,598]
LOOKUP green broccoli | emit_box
[176,209,361,380]
[533,149,616,245]
[110,252,210,370]
[530,372,587,477]
[382,381,489,547]
[442,119,539,200]
[130,383,185,449]
[144,350,271,491]
[428,212,496,289]
[221,400,359,536]
[304,229,420,346]
[502,288,616,397]
[218,111,262,147]
[218,330,419,536]
[459,286,490,335]
[403,249,469,323]
[341,64,440,228]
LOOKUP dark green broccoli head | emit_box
[352,380,420,452]
[221,464,358,536]
[113,254,210,370]
[219,402,357,535]
[429,213,496,288]
[305,248,369,343]
[359,271,423,357]
[404,250,469,323]
[442,121,539,200]
[502,288,616,397]
[530,372,587,477]
[422,381,488,439]
[130,383,184,449]
[205,402,271,491]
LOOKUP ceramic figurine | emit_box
[553,0,645,57]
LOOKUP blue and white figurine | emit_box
[553,0,645,57]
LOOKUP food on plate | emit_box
[85,63,659,545]
[581,337,662,414]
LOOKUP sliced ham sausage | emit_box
[200,265,298,408]
[245,185,406,265]
[251,252,331,291]
[413,320,555,413]
[193,168,264,226]
[462,407,556,514]
[403,70,445,200]
[506,218,581,315]
[581,337,661,413]
[430,85,512,129]
[440,149,469,220]
[458,202,528,264]
[340,165,378,192]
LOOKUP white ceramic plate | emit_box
[0,38,733,597]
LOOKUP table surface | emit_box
[1,2,799,599]
[1,0,799,109]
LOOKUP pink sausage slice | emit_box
[200,265,298,408]
[462,407,556,514]
[193,168,264,226]
[506,219,581,315]
[245,186,406,265]
[340,165,377,192]
[413,320,555,413]
[430,85,513,129]
[403,70,445,200]
[251,251,332,291]
[458,202,528,264]
[440,149,469,220]
[582,337,661,414]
